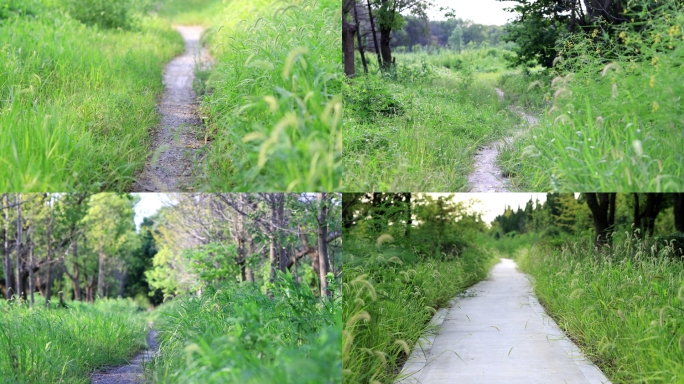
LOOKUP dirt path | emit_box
[467,88,538,192]
[396,259,611,384]
[91,324,159,384]
[133,26,210,192]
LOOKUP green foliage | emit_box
[342,237,496,384]
[147,277,341,384]
[0,297,146,384]
[185,242,239,284]
[66,0,146,30]
[500,0,561,68]
[518,238,684,382]
[0,4,183,191]
[199,0,342,191]
[500,1,684,191]
[344,51,518,191]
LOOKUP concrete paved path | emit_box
[397,258,611,384]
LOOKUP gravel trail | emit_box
[91,325,159,384]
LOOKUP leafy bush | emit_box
[67,0,145,30]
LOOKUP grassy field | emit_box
[343,48,520,191]
[342,236,497,383]
[515,237,684,382]
[145,278,341,384]
[497,3,683,191]
[0,298,147,383]
[0,0,183,191]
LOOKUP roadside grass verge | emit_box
[497,1,683,191]
[0,297,147,384]
[0,1,183,191]
[194,0,342,191]
[517,237,684,382]
[146,276,341,384]
[342,237,497,383]
[344,55,518,191]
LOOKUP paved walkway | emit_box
[397,259,611,384]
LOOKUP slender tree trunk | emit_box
[28,229,34,308]
[246,236,255,283]
[97,246,105,300]
[45,206,53,308]
[366,0,383,67]
[4,194,12,299]
[15,193,23,300]
[674,194,684,233]
[405,193,412,238]
[277,196,288,273]
[353,2,368,74]
[269,195,278,283]
[317,193,331,299]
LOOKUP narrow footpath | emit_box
[134,26,210,191]
[91,325,159,384]
[467,89,538,192]
[397,259,611,384]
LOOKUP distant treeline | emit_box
[391,16,511,51]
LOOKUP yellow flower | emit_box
[649,75,655,88]
[651,57,659,66]
[592,29,599,38]
[619,32,627,40]
[652,101,659,113]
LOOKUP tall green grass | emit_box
[342,237,497,383]
[517,236,684,382]
[146,276,341,384]
[0,1,183,191]
[344,54,518,191]
[195,0,342,191]
[498,0,683,191]
[0,297,147,383]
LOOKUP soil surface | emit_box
[133,26,210,191]
[467,88,538,192]
[396,259,611,384]
[91,325,159,384]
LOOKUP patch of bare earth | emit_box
[467,88,538,192]
[91,325,158,384]
[133,26,211,191]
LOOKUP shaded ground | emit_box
[133,26,210,191]
[467,88,538,192]
[91,324,158,384]
[396,259,610,384]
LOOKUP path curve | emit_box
[133,26,210,191]
[397,259,611,384]
[91,324,159,384]
[467,88,538,192]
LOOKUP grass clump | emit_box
[342,237,496,383]
[197,0,342,191]
[344,54,518,191]
[0,297,147,384]
[0,1,183,191]
[147,276,341,384]
[498,0,683,191]
[517,237,684,382]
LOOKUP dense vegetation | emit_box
[0,193,341,383]
[490,192,684,382]
[342,193,498,383]
[344,0,683,191]
[0,0,182,191]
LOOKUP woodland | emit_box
[342,192,684,383]
[0,193,341,384]
[343,0,683,191]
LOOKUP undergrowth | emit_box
[517,235,684,382]
[0,297,147,384]
[342,236,497,383]
[147,275,341,384]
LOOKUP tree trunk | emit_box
[277,196,288,273]
[379,25,392,69]
[405,193,412,238]
[342,0,357,77]
[366,0,383,67]
[269,195,278,283]
[15,193,23,300]
[585,193,616,246]
[674,194,684,233]
[317,193,331,299]
[353,2,368,74]
[28,224,34,308]
[45,206,54,308]
[4,194,12,299]
[97,248,105,300]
